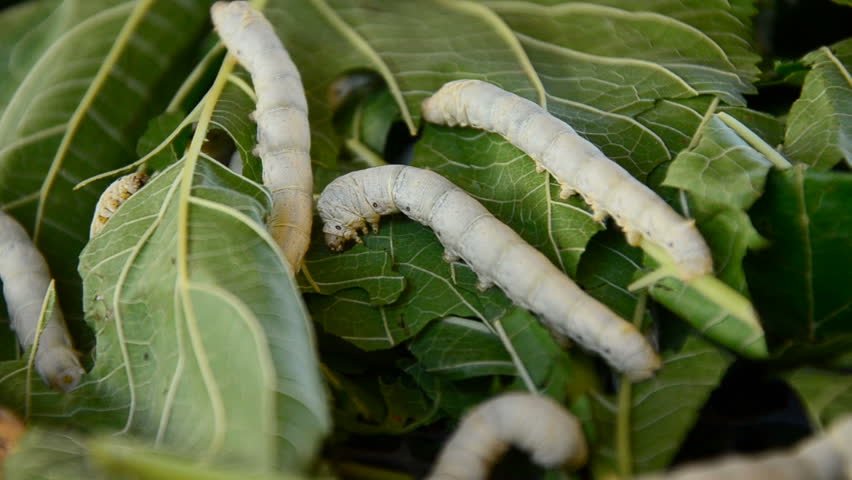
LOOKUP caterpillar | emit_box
[211,1,313,272]
[637,416,852,480]
[421,79,713,280]
[317,165,661,380]
[425,392,587,480]
[89,172,149,238]
[0,211,84,391]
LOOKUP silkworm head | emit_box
[317,193,368,252]
[324,232,351,252]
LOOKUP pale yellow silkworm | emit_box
[317,165,661,380]
[425,393,587,480]
[0,211,84,391]
[89,172,148,238]
[211,1,313,272]
[421,80,713,280]
[637,416,852,480]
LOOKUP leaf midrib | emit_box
[31,0,146,241]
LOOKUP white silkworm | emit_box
[637,416,852,480]
[227,149,243,175]
[317,165,661,380]
[89,172,148,238]
[211,1,313,272]
[425,392,587,480]
[0,211,84,391]
[421,79,713,280]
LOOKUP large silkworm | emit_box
[211,1,313,271]
[0,211,84,391]
[90,172,148,238]
[425,392,587,480]
[317,165,661,380]
[637,416,852,480]
[421,79,713,280]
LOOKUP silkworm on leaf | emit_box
[211,1,313,272]
[421,79,713,280]
[637,416,852,480]
[425,392,587,480]
[0,211,84,391]
[317,165,661,380]
[89,172,148,238]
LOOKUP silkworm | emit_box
[421,79,713,280]
[425,392,587,480]
[317,165,661,380]
[637,416,852,480]
[0,211,84,391]
[89,172,148,238]
[211,1,313,271]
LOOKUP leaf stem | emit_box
[24,281,55,420]
[74,102,202,190]
[166,43,225,113]
[493,318,537,394]
[627,265,674,292]
[616,291,647,478]
[176,52,239,458]
[688,275,761,327]
[636,241,761,329]
[34,0,154,241]
[300,264,321,292]
[717,112,792,170]
[687,96,720,149]
[308,0,416,134]
[227,73,258,102]
[345,104,387,167]
[345,138,387,167]
[89,439,305,480]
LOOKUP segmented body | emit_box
[317,165,661,380]
[90,172,148,238]
[421,79,713,280]
[426,392,587,480]
[638,416,852,480]
[211,1,312,271]
[0,211,83,391]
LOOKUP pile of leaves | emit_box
[0,0,849,478]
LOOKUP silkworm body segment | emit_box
[0,212,84,391]
[318,165,661,380]
[421,80,712,280]
[637,416,852,480]
[426,392,587,480]
[211,1,313,271]
[90,172,148,238]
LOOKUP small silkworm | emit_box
[637,416,852,480]
[211,1,313,271]
[317,165,661,380]
[421,79,713,280]
[425,392,587,480]
[0,211,84,391]
[90,172,148,238]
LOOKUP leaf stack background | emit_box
[0,0,849,478]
